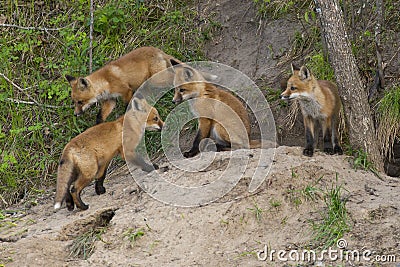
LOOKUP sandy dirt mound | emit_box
[1,146,399,266]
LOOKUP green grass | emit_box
[305,52,335,81]
[377,85,400,159]
[269,198,282,209]
[123,227,145,244]
[253,0,313,19]
[69,227,107,259]
[286,176,323,207]
[310,175,350,249]
[0,0,218,208]
[247,200,264,222]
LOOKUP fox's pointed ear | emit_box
[170,58,181,67]
[132,98,142,112]
[183,67,194,81]
[78,78,89,90]
[299,66,311,81]
[169,59,180,73]
[65,75,76,83]
[291,63,300,74]
[131,97,147,112]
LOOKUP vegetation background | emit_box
[0,0,218,208]
[0,0,399,209]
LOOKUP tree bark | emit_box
[314,0,384,171]
[375,0,385,88]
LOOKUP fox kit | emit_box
[281,64,343,157]
[170,59,260,158]
[54,97,163,211]
[65,46,180,124]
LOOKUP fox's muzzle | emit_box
[172,96,183,104]
[280,94,290,100]
[74,110,83,116]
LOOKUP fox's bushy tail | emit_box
[54,157,75,209]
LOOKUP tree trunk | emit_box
[375,0,385,88]
[314,0,384,171]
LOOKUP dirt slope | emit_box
[0,146,399,266]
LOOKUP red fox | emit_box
[280,64,343,157]
[54,97,163,211]
[65,46,181,124]
[170,59,260,158]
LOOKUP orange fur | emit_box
[66,46,180,124]
[281,64,343,156]
[54,98,163,211]
[170,60,260,158]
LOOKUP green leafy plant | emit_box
[0,0,218,208]
[247,201,264,222]
[123,227,145,244]
[311,175,350,249]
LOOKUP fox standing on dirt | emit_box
[280,64,343,157]
[54,96,163,211]
[170,59,261,158]
[65,46,180,124]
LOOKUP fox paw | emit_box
[303,148,314,157]
[334,145,343,155]
[77,202,89,210]
[183,151,198,158]
[324,147,334,155]
[95,185,106,195]
[66,201,75,211]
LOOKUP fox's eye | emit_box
[179,88,185,93]
[290,86,296,91]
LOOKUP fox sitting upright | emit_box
[65,46,180,124]
[281,64,343,157]
[170,59,260,158]
[54,96,163,211]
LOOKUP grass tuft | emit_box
[123,227,145,245]
[311,174,350,249]
[377,84,400,160]
[69,227,107,260]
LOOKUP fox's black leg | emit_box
[97,99,117,124]
[303,116,315,157]
[216,143,231,152]
[95,172,106,195]
[184,130,202,158]
[65,190,74,211]
[96,110,103,125]
[71,186,89,210]
[323,117,334,154]
[332,118,343,155]
[184,118,212,158]
[70,178,91,210]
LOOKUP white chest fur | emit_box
[298,95,325,119]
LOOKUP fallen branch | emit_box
[5,98,64,109]
[0,72,66,109]
[0,23,66,31]
[0,72,40,105]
